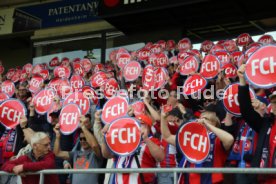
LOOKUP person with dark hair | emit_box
[161,106,234,184]
[53,115,102,184]
[237,64,276,183]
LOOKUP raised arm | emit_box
[160,110,176,146]
[80,116,101,158]
[53,124,70,160]
[199,118,234,151]
[237,64,263,132]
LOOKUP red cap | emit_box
[136,114,152,127]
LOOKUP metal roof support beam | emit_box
[216,25,231,35]
[187,30,202,39]
[249,21,266,33]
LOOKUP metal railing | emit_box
[1,168,276,184]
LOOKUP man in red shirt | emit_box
[1,132,60,184]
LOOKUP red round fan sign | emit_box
[33,88,55,114]
[1,80,15,97]
[81,59,92,73]
[154,67,168,90]
[70,75,85,92]
[178,38,192,52]
[215,50,230,67]
[117,53,131,69]
[231,51,243,65]
[223,40,237,52]
[223,83,255,116]
[166,40,176,51]
[23,63,33,74]
[73,62,84,77]
[132,101,145,116]
[200,54,220,79]
[49,78,71,99]
[177,121,210,163]
[258,35,274,45]
[137,48,150,61]
[245,45,276,88]
[123,61,141,82]
[59,103,81,135]
[223,63,237,78]
[101,96,128,124]
[201,40,214,53]
[104,78,120,99]
[0,99,27,129]
[183,74,207,96]
[105,117,141,156]
[40,69,49,80]
[11,69,21,83]
[29,76,44,94]
[82,86,99,105]
[142,65,155,91]
[148,52,169,67]
[54,66,71,78]
[150,44,162,54]
[90,72,108,88]
[63,92,90,115]
[49,57,60,68]
[179,56,199,76]
[237,33,252,46]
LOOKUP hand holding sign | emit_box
[58,104,81,135]
[104,117,141,156]
[176,121,210,163]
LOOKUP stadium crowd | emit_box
[0,33,275,184]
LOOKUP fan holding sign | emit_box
[101,114,165,184]
[161,107,234,184]
[237,63,276,183]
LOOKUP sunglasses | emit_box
[80,137,87,142]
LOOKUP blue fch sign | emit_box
[18,0,100,28]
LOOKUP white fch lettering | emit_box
[2,85,12,93]
[239,36,249,43]
[225,67,236,75]
[60,113,78,125]
[1,107,22,123]
[187,79,203,89]
[228,93,239,107]
[218,55,228,63]
[185,60,196,69]
[251,57,276,76]
[111,127,136,144]
[68,98,87,111]
[119,58,129,65]
[145,68,154,82]
[202,62,217,72]
[139,51,149,58]
[36,96,53,106]
[71,80,83,89]
[94,75,105,86]
[58,68,66,77]
[105,102,125,118]
[30,79,41,88]
[183,131,207,152]
[155,73,163,83]
[157,57,166,65]
[126,67,138,75]
[105,83,116,95]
